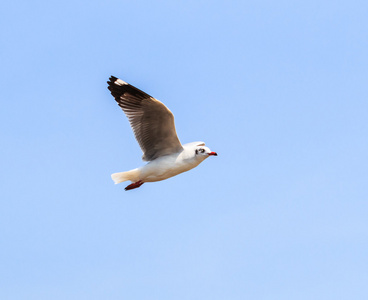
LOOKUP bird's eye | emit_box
[200,149,205,153]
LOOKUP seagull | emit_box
[107,76,217,191]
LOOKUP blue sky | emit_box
[1,0,368,299]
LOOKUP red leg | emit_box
[125,180,144,191]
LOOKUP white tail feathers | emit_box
[111,168,140,184]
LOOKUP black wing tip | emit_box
[106,75,151,100]
[107,76,126,96]
[107,75,118,87]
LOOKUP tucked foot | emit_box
[125,180,144,191]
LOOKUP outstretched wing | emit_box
[107,76,183,161]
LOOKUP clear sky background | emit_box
[1,0,368,299]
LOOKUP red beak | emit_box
[208,152,218,156]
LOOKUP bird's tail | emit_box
[111,168,140,184]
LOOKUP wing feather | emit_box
[107,76,183,161]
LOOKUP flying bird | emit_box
[107,76,217,190]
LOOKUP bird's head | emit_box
[195,146,218,159]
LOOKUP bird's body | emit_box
[107,76,217,190]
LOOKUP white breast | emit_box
[138,151,203,182]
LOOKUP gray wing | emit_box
[107,76,183,161]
